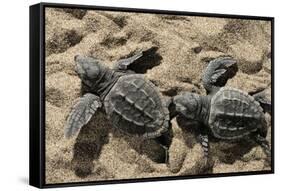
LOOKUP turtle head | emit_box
[74,55,105,89]
[173,92,201,120]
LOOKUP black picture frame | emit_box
[29,2,274,188]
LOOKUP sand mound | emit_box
[45,8,271,184]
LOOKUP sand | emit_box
[45,7,272,184]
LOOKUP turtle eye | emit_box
[175,104,186,114]
[86,64,100,80]
[187,101,197,112]
[75,62,85,77]
[82,79,92,88]
[180,94,198,118]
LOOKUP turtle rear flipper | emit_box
[253,134,271,159]
[252,90,272,114]
[202,57,238,93]
[65,93,102,138]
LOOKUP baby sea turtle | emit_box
[65,50,172,163]
[174,57,271,162]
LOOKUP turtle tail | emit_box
[254,134,271,158]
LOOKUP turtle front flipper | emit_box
[202,57,238,94]
[114,51,143,71]
[198,134,209,159]
[113,46,161,73]
[252,90,271,114]
[65,93,102,138]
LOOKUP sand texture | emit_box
[45,8,272,184]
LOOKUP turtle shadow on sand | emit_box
[175,115,214,174]
[176,115,255,168]
[112,128,170,164]
[71,110,169,178]
[71,111,110,178]
[122,46,163,74]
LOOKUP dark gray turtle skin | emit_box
[174,57,271,164]
[65,51,172,163]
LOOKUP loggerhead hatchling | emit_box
[173,57,271,163]
[65,50,173,164]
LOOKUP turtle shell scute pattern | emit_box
[104,74,169,138]
[208,87,267,140]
